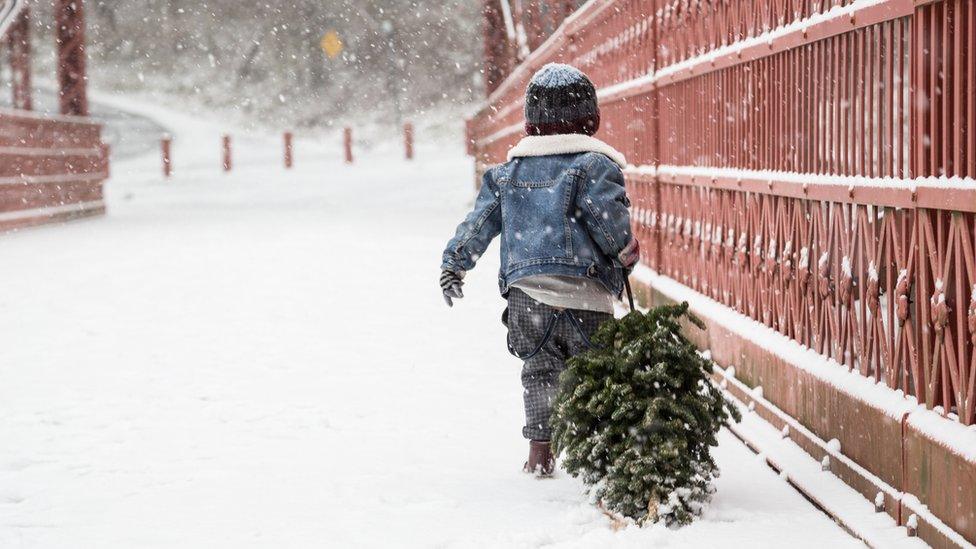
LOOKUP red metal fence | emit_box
[470,0,974,543]
[0,0,107,231]
[471,0,975,426]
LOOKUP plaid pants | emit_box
[505,288,612,441]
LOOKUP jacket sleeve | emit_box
[441,168,502,273]
[577,154,634,263]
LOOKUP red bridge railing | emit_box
[472,0,975,425]
[0,0,108,231]
[470,1,974,543]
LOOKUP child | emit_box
[440,64,639,476]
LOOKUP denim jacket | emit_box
[442,134,633,297]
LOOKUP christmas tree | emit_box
[551,302,740,527]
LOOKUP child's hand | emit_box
[618,238,641,274]
[440,269,465,307]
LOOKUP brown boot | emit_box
[523,440,555,477]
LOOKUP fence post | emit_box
[404,122,414,160]
[55,0,88,116]
[650,10,661,273]
[9,8,32,111]
[100,143,111,179]
[161,135,172,178]
[222,134,232,172]
[284,131,293,169]
[344,127,353,164]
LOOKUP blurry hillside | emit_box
[72,1,483,134]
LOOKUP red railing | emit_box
[481,1,581,93]
[470,0,975,427]
[0,0,107,231]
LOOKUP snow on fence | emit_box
[470,0,975,545]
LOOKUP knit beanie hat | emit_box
[524,63,600,136]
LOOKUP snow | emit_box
[0,200,104,223]
[900,493,976,549]
[719,384,926,548]
[476,121,523,148]
[0,96,863,548]
[529,63,589,88]
[653,163,918,191]
[79,3,484,133]
[0,0,26,39]
[713,366,945,547]
[624,164,975,203]
[598,0,907,100]
[497,0,518,42]
[905,411,976,464]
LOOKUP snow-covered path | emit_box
[0,105,861,548]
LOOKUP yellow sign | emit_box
[321,31,343,59]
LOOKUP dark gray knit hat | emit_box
[524,63,600,136]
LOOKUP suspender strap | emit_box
[508,276,635,361]
[624,276,635,312]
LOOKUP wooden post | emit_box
[161,136,172,178]
[100,143,111,178]
[344,127,353,164]
[404,122,414,160]
[284,131,293,169]
[222,135,232,172]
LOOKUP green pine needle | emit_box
[551,301,740,527]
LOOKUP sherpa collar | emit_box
[507,134,627,168]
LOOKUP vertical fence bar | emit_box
[55,0,89,116]
[969,0,975,179]
[8,7,32,111]
[482,0,514,94]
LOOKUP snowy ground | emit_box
[0,99,863,548]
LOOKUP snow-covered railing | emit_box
[471,0,975,425]
[0,1,108,232]
[0,108,109,231]
[0,0,26,39]
[627,166,975,416]
[480,1,582,94]
[469,0,975,544]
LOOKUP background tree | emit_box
[61,0,485,129]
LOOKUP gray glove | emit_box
[440,269,465,307]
